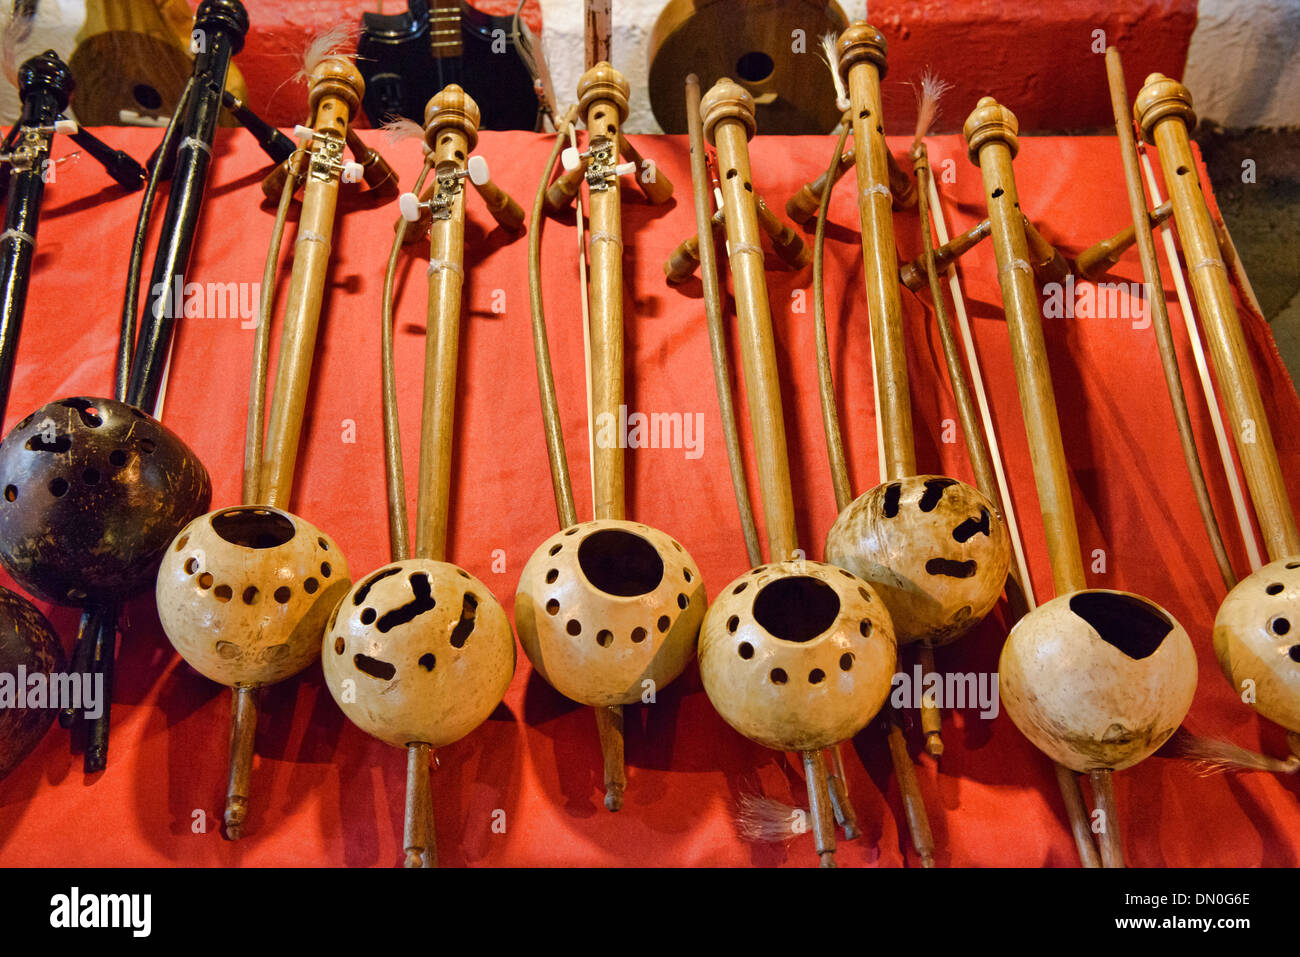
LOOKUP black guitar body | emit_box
[358,0,538,131]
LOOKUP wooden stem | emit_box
[344,127,397,193]
[585,116,627,522]
[618,133,673,204]
[83,606,116,774]
[594,704,626,811]
[714,114,797,559]
[801,749,837,867]
[663,208,725,284]
[974,138,1086,594]
[884,710,935,867]
[665,197,808,283]
[1089,768,1125,867]
[825,744,861,839]
[1146,89,1300,561]
[917,643,943,757]
[258,94,349,507]
[404,743,437,867]
[847,59,914,479]
[1055,764,1102,867]
[223,686,258,841]
[685,74,761,567]
[413,136,469,563]
[1105,48,1235,589]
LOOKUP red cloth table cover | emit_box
[0,126,1296,867]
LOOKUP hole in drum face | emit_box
[577,529,665,597]
[1068,592,1172,660]
[211,508,296,549]
[735,51,774,83]
[752,576,841,643]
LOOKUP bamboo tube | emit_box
[582,66,628,523]
[707,82,796,559]
[685,73,761,567]
[1089,769,1125,867]
[839,25,914,479]
[802,750,837,867]
[403,743,436,867]
[965,100,1085,595]
[413,123,470,562]
[223,686,258,840]
[1104,49,1234,589]
[1136,73,1300,561]
[257,89,349,507]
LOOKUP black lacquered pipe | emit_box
[123,0,249,412]
[0,51,72,415]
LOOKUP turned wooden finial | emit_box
[424,83,482,151]
[577,61,631,123]
[1133,72,1196,145]
[836,21,889,83]
[308,56,364,120]
[701,77,756,145]
[963,95,1019,163]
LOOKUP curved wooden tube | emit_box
[527,108,581,529]
[685,74,761,568]
[663,197,808,283]
[839,26,914,480]
[965,96,1104,867]
[618,133,673,205]
[380,158,434,561]
[1136,73,1300,561]
[1105,49,1234,590]
[1021,216,1070,284]
[345,127,398,194]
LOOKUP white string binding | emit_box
[0,228,34,246]
[180,136,211,156]
[427,257,463,278]
[588,230,622,250]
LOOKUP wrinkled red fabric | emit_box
[0,126,1296,867]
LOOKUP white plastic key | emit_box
[398,192,422,222]
[467,154,489,186]
[561,146,581,171]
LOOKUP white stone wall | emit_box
[1183,0,1300,129]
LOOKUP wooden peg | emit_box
[618,133,673,204]
[345,127,398,194]
[223,686,258,840]
[471,176,526,233]
[899,217,991,291]
[802,750,837,867]
[544,159,587,214]
[403,743,437,867]
[664,207,725,283]
[1074,200,1173,279]
[787,148,855,224]
[1021,215,1071,284]
[755,196,811,269]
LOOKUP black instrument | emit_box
[0,1,258,774]
[357,0,538,131]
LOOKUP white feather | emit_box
[819,32,850,113]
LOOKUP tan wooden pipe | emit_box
[964,95,1107,868]
[543,132,673,213]
[1136,72,1300,562]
